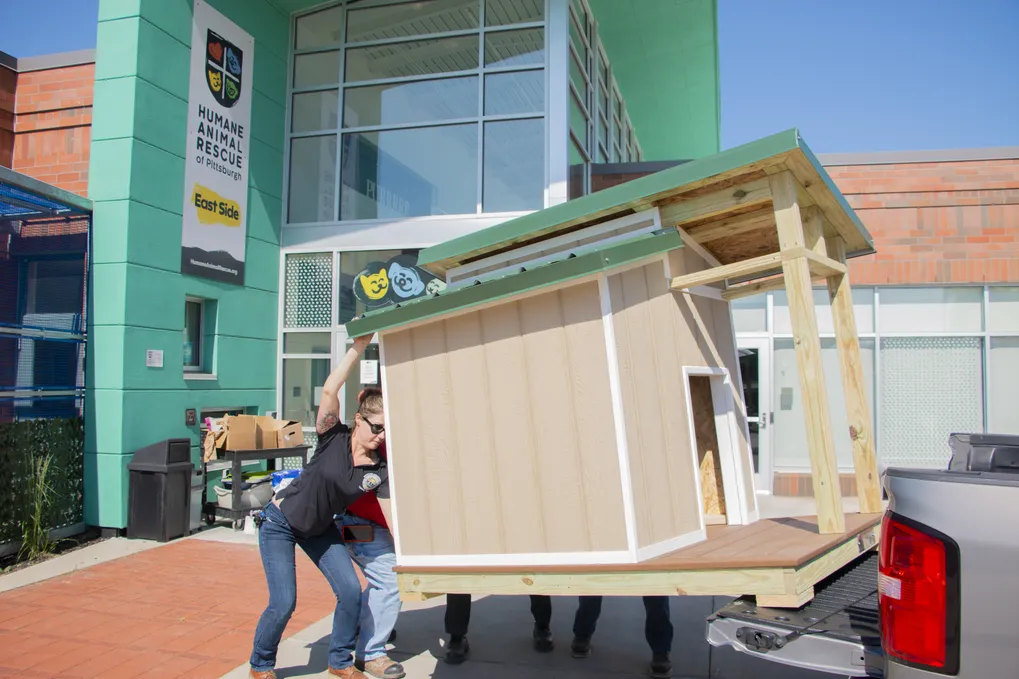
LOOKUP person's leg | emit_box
[249,504,299,673]
[643,596,674,678]
[443,594,471,664]
[341,516,404,678]
[529,595,554,652]
[570,596,603,657]
[299,524,366,672]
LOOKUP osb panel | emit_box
[710,225,781,266]
[690,375,726,517]
[383,282,627,557]
[608,261,705,549]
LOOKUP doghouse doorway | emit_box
[684,368,751,526]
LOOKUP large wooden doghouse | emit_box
[346,129,883,607]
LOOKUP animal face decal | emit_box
[352,255,444,311]
[359,269,390,301]
[389,262,425,299]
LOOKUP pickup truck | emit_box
[706,433,1019,678]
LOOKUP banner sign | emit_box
[180,0,253,285]
[352,254,447,311]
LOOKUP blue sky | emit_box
[2,0,1017,155]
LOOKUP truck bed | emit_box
[707,550,883,677]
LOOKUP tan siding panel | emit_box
[382,330,433,555]
[519,292,590,552]
[409,323,467,555]
[560,283,628,551]
[445,312,506,554]
[479,303,548,554]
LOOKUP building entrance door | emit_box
[737,338,772,494]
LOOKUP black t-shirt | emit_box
[276,420,389,539]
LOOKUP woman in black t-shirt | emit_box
[248,335,396,679]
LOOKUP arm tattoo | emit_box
[316,411,339,435]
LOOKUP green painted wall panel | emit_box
[84,453,131,527]
[87,390,126,455]
[251,90,286,153]
[98,0,141,21]
[91,201,130,264]
[131,79,189,155]
[209,0,290,60]
[88,138,133,202]
[243,237,282,292]
[250,49,288,106]
[211,287,279,341]
[90,78,137,142]
[138,0,194,48]
[93,19,140,83]
[90,263,129,326]
[129,140,187,214]
[126,201,187,270]
[136,18,192,101]
[90,326,127,390]
[249,137,284,199]
[247,187,282,245]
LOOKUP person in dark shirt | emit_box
[248,335,391,679]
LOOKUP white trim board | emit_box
[396,549,637,568]
[378,339,405,561]
[599,274,639,560]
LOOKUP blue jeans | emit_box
[339,514,401,661]
[249,502,364,672]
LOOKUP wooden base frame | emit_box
[396,513,882,607]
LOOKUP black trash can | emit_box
[127,438,194,542]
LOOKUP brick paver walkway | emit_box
[0,538,345,678]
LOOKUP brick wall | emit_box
[0,64,15,167]
[827,159,1019,285]
[591,155,1019,286]
[10,62,93,196]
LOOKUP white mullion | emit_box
[873,288,881,462]
[476,0,486,214]
[983,284,991,433]
[291,83,342,95]
[276,250,289,419]
[342,26,479,49]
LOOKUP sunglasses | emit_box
[359,413,385,435]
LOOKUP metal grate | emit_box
[284,253,333,328]
[879,336,984,468]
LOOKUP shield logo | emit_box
[206,29,243,108]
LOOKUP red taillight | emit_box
[878,513,948,669]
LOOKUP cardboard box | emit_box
[221,415,305,451]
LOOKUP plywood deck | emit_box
[396,513,882,607]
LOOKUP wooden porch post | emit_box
[769,172,845,534]
[822,235,882,513]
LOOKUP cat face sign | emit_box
[359,269,389,300]
[425,278,447,296]
[390,262,425,299]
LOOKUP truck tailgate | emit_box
[707,551,883,677]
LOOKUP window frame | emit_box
[183,296,207,375]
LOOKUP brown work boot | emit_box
[328,666,367,679]
[249,670,276,679]
[355,655,407,679]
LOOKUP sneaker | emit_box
[355,656,406,679]
[533,624,554,652]
[445,635,470,665]
[570,636,592,658]
[649,652,672,678]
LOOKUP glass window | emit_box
[597,118,608,148]
[879,287,983,334]
[284,253,334,328]
[731,294,767,333]
[772,338,876,470]
[484,119,543,212]
[568,137,586,200]
[288,135,337,224]
[773,287,875,335]
[345,36,479,83]
[339,125,478,220]
[990,338,1019,434]
[183,299,203,370]
[569,14,586,64]
[484,70,543,115]
[291,90,338,133]
[569,52,586,96]
[23,258,84,316]
[344,76,477,128]
[283,333,331,354]
[988,287,1019,333]
[295,6,343,49]
[879,336,984,468]
[283,358,331,428]
[569,93,587,148]
[337,249,413,324]
[486,0,543,26]
[485,28,544,68]
[347,0,479,43]
[293,51,340,89]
